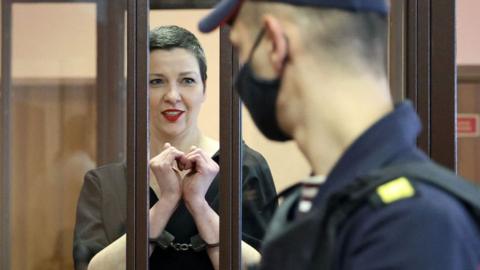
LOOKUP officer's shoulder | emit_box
[363,176,475,228]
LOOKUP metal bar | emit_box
[150,0,218,9]
[134,0,150,267]
[405,0,418,109]
[416,0,431,156]
[0,0,12,269]
[126,0,137,266]
[230,32,242,270]
[388,0,406,103]
[219,25,233,270]
[127,0,150,268]
[406,0,432,155]
[219,25,242,270]
[430,0,457,170]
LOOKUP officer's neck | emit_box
[290,67,393,178]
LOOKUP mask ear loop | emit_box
[246,27,267,62]
[279,34,290,75]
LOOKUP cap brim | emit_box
[199,0,242,33]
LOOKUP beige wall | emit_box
[457,0,480,65]
[12,3,96,78]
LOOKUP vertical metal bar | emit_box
[230,33,242,270]
[0,1,12,269]
[388,0,406,103]
[430,0,457,170]
[219,25,241,270]
[127,0,149,268]
[134,0,150,267]
[126,0,137,267]
[416,0,431,156]
[219,25,233,270]
[405,0,418,105]
[406,0,431,155]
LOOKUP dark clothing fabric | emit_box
[73,144,277,270]
[259,101,480,270]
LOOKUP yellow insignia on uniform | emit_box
[376,177,415,204]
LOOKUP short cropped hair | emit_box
[149,25,208,82]
[241,2,388,76]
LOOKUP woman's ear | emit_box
[263,15,289,74]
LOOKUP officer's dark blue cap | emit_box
[199,0,389,33]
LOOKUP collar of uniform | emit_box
[312,101,422,206]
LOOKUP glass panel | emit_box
[456,1,480,184]
[147,9,225,268]
[9,3,127,270]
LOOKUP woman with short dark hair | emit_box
[73,25,276,270]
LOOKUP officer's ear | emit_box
[262,15,289,74]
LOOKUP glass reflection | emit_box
[72,1,128,269]
[9,3,104,270]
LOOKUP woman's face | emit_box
[149,48,206,138]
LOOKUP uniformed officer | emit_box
[199,0,480,269]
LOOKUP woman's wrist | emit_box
[184,196,209,215]
[185,198,219,245]
[158,192,181,205]
[149,197,180,238]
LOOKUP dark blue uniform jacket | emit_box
[260,101,480,270]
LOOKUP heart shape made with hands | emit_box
[174,155,196,173]
[171,147,208,177]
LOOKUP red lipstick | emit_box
[161,109,184,122]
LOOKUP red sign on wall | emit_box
[458,113,479,137]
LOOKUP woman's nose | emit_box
[163,84,181,104]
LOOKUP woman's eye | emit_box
[182,78,196,85]
[149,78,164,86]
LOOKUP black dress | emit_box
[73,144,277,270]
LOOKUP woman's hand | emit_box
[149,143,184,203]
[181,146,219,209]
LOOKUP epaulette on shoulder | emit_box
[369,177,417,207]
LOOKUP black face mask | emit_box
[234,28,292,142]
